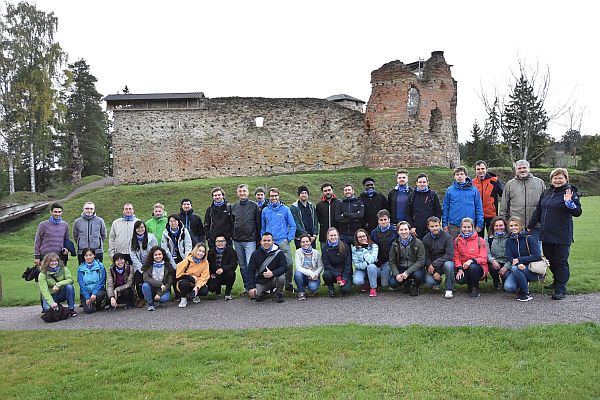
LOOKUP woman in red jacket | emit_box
[453,217,488,299]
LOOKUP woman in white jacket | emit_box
[161,214,192,301]
[293,234,323,300]
[352,228,379,297]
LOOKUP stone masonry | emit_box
[106,51,459,184]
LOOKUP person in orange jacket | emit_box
[473,160,504,238]
[175,243,210,308]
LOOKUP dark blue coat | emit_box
[505,233,542,265]
[528,184,582,245]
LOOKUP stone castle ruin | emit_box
[105,51,460,184]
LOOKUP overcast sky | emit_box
[35,0,598,143]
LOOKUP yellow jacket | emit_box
[176,253,210,289]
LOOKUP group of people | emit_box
[34,160,582,317]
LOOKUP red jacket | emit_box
[453,234,488,277]
[473,173,503,218]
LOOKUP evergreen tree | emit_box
[463,121,483,166]
[64,59,109,177]
[578,135,600,170]
[502,75,550,166]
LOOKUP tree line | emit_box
[0,1,109,195]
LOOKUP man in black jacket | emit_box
[247,232,288,303]
[335,184,365,247]
[421,217,455,299]
[408,173,442,239]
[316,182,340,250]
[179,199,205,246]
[204,187,233,249]
[360,177,388,233]
[231,184,261,291]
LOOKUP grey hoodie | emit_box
[72,213,107,254]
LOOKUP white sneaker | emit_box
[192,296,201,304]
[147,305,155,311]
[178,297,188,308]
[224,295,233,301]
[444,290,454,299]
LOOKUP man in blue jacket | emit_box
[442,166,484,239]
[261,188,296,291]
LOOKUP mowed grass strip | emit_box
[1,323,599,399]
[1,168,598,305]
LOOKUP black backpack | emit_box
[41,304,70,323]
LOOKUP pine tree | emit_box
[65,59,109,177]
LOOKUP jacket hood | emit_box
[452,177,473,189]
[78,259,102,271]
[261,243,280,253]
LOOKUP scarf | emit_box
[153,261,165,269]
[192,256,203,264]
[400,236,412,247]
[395,184,409,193]
[302,246,313,254]
[327,239,339,247]
[494,231,506,237]
[256,200,265,208]
[48,266,60,273]
[460,231,474,239]
[262,245,274,253]
[270,201,281,208]
[122,215,135,221]
[415,186,430,193]
[430,232,440,239]
[136,234,145,241]
[364,188,375,197]
[86,262,95,269]
[49,216,62,224]
[115,267,125,274]
[215,247,225,254]
[213,200,225,207]
[379,224,391,232]
[510,232,520,239]
[456,181,468,189]
[170,227,180,237]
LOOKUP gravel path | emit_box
[59,177,115,202]
[1,291,598,331]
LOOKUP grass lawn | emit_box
[1,323,599,399]
[1,169,598,305]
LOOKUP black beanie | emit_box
[297,185,310,195]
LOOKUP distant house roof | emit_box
[103,92,205,102]
[326,94,365,104]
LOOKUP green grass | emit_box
[0,175,103,207]
[0,169,598,305]
[1,323,599,399]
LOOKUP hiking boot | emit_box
[147,305,155,311]
[328,286,336,298]
[517,293,533,302]
[470,288,480,299]
[178,297,188,308]
[410,282,420,297]
[192,296,201,303]
[552,292,566,300]
[444,290,453,299]
[69,309,78,317]
[369,288,377,297]
[135,299,146,308]
[298,292,306,301]
[275,292,284,303]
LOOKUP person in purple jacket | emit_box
[34,203,70,267]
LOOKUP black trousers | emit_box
[114,287,135,306]
[207,269,236,295]
[134,270,144,299]
[177,276,209,299]
[80,289,107,314]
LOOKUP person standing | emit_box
[388,169,413,225]
[499,159,546,244]
[359,177,388,233]
[472,160,504,237]
[72,201,107,264]
[34,203,70,266]
[407,173,441,239]
[290,185,318,249]
[334,184,365,247]
[528,168,582,300]
[254,187,268,211]
[261,188,296,291]
[231,184,261,292]
[109,202,139,264]
[316,182,340,250]
[204,187,233,249]
[179,198,206,246]
[442,166,484,239]
[146,203,168,241]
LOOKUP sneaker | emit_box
[69,310,78,317]
[178,297,188,308]
[135,299,146,308]
[298,292,306,301]
[147,305,155,311]
[470,288,480,299]
[192,296,201,303]
[369,288,377,297]
[444,290,454,299]
[328,286,336,298]
[275,292,284,303]
[224,295,233,301]
[517,293,533,302]
[552,292,566,300]
[410,282,420,297]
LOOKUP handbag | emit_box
[22,265,40,282]
[525,237,548,275]
[41,304,70,323]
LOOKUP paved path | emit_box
[59,177,115,202]
[1,291,598,331]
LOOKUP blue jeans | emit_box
[353,263,390,289]
[294,270,321,293]
[503,265,540,293]
[542,242,571,295]
[424,261,455,291]
[41,284,75,311]
[233,240,256,290]
[142,283,171,305]
[388,268,425,287]
[276,240,293,285]
[455,263,483,287]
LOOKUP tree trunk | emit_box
[7,151,15,195]
[29,139,36,193]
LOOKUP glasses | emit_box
[216,239,227,243]
[357,235,367,239]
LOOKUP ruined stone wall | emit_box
[364,51,460,169]
[112,97,365,184]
